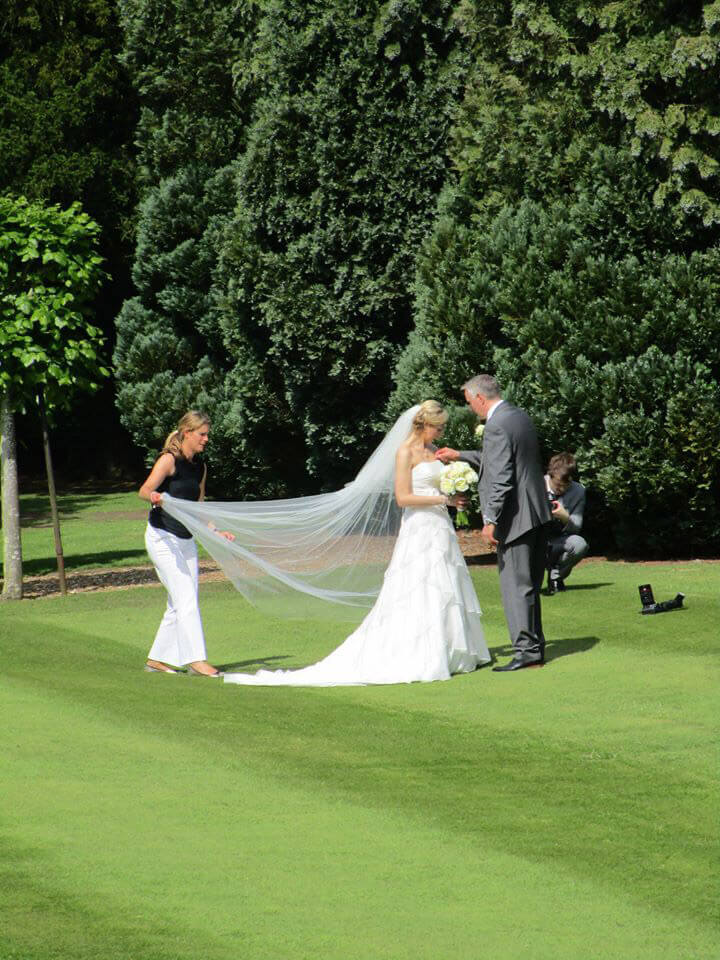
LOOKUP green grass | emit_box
[1,559,718,959]
[1,489,223,579]
[2,489,148,577]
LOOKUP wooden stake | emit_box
[38,391,67,596]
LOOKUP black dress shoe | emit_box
[547,577,566,595]
[492,656,543,672]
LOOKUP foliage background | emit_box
[0,195,107,410]
[113,0,469,496]
[3,1,720,553]
[0,0,140,479]
[388,1,720,554]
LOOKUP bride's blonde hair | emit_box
[411,400,448,433]
[161,410,210,458]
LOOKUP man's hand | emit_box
[480,523,498,547]
[435,447,459,463]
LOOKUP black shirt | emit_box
[148,454,205,539]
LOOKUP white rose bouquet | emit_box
[439,461,479,527]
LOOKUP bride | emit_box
[161,401,490,685]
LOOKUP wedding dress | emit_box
[223,460,490,686]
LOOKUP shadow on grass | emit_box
[19,494,108,527]
[3,549,148,577]
[464,553,497,566]
[547,635,600,660]
[219,655,293,671]
[558,582,613,591]
[491,635,600,664]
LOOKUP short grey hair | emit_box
[462,374,501,399]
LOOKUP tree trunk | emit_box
[1,391,23,600]
[38,391,67,596]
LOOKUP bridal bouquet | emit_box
[439,461,479,527]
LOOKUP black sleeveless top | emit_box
[148,455,205,539]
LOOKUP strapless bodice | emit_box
[411,459,444,497]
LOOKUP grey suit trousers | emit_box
[497,525,548,658]
[548,533,589,581]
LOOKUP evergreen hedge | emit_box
[0,0,139,479]
[114,0,467,495]
[390,2,720,553]
[114,1,720,551]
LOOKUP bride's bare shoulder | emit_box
[395,443,413,467]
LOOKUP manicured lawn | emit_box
[4,489,148,577]
[1,489,215,580]
[1,559,717,959]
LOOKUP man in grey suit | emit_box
[436,374,552,671]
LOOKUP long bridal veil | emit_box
[161,405,421,621]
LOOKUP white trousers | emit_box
[145,523,207,666]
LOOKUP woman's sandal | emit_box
[186,664,224,678]
[144,662,179,674]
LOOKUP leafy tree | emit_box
[0,0,136,249]
[571,0,720,225]
[0,0,138,482]
[390,2,720,553]
[113,0,257,485]
[114,0,470,496]
[212,0,470,493]
[0,195,106,598]
[113,0,720,549]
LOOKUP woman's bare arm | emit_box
[139,453,175,504]
[394,447,459,508]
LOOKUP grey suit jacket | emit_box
[461,402,551,544]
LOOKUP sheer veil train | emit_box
[161,406,422,622]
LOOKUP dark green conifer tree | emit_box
[115,0,469,495]
[0,0,139,479]
[113,0,257,487]
[390,2,720,552]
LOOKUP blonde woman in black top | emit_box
[139,411,234,676]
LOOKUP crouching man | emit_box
[545,453,588,593]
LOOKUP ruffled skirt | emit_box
[224,505,489,686]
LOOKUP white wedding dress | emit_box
[223,460,490,686]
